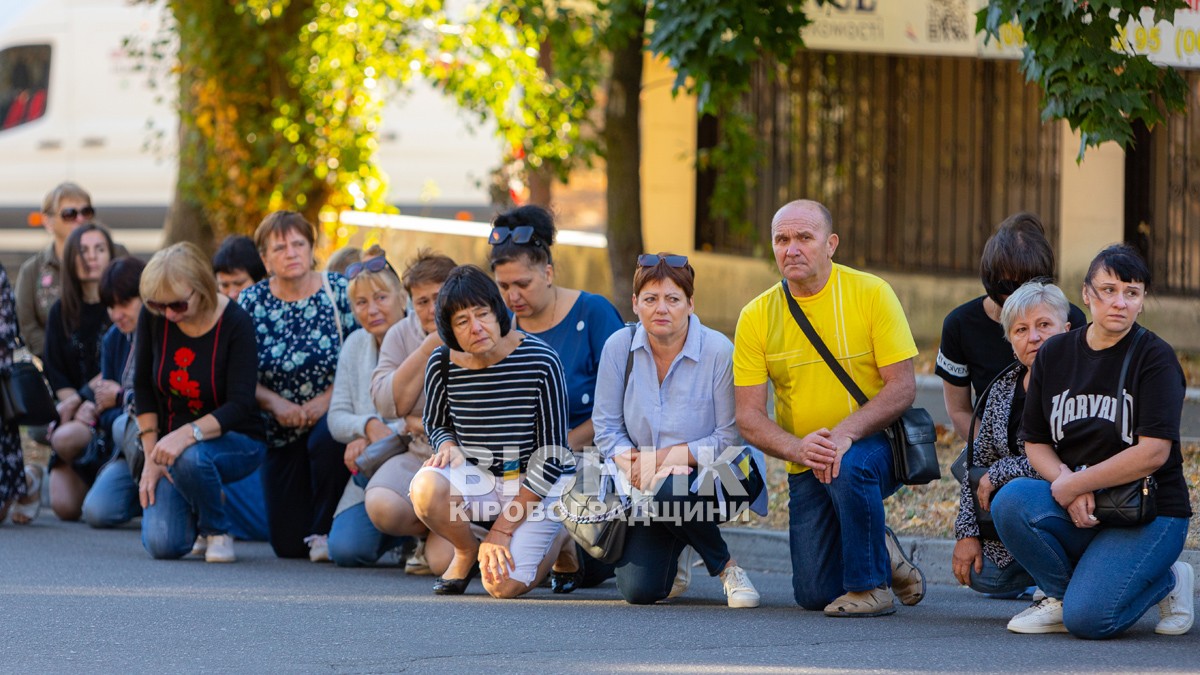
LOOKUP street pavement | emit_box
[2,518,1197,674]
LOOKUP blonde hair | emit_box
[347,260,407,307]
[42,181,91,215]
[140,242,219,317]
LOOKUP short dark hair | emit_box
[212,235,266,281]
[99,256,146,307]
[253,210,316,254]
[1085,244,1152,293]
[980,212,1056,305]
[402,249,457,294]
[435,265,511,351]
[488,204,556,268]
[633,253,696,299]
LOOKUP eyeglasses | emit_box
[636,254,689,268]
[146,291,195,314]
[58,206,95,221]
[488,225,545,249]
[345,256,395,280]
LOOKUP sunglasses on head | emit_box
[59,206,95,221]
[146,291,195,315]
[488,225,545,248]
[636,254,689,268]
[345,256,394,280]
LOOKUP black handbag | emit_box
[1092,326,1157,526]
[559,325,636,562]
[964,361,1022,540]
[1,338,58,426]
[780,280,940,485]
[354,432,411,479]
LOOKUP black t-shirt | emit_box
[43,300,111,396]
[936,295,1088,401]
[1021,324,1191,518]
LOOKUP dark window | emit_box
[697,51,1061,276]
[0,44,51,132]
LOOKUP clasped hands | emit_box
[614,449,691,492]
[797,429,853,484]
[1050,464,1098,529]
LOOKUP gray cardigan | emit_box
[329,328,398,443]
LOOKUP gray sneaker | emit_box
[884,527,925,606]
[667,548,693,599]
[1156,561,1194,636]
[1007,596,1068,634]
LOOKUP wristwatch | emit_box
[190,423,203,443]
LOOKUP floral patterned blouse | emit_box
[238,272,357,448]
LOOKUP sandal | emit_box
[11,465,43,525]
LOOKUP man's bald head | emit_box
[772,200,833,237]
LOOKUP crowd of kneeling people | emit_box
[0,183,1193,639]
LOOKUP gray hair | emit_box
[1000,280,1070,341]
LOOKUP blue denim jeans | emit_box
[786,432,897,609]
[142,432,266,559]
[970,555,1035,596]
[992,477,1187,639]
[81,458,141,528]
[223,466,270,542]
[328,498,409,567]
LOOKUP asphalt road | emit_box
[1,518,1197,674]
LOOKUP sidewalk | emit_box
[723,527,1200,583]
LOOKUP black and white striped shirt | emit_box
[423,334,574,498]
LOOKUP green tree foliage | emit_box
[979,0,1190,158]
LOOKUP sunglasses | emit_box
[146,291,195,314]
[345,256,395,280]
[636,254,689,268]
[488,225,545,248]
[58,206,95,221]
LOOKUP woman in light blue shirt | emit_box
[592,253,765,608]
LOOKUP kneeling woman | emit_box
[993,245,1193,638]
[410,265,575,598]
[592,254,764,607]
[135,243,266,562]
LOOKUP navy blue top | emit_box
[515,291,623,430]
[100,324,132,384]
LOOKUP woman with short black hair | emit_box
[212,235,266,301]
[409,265,574,598]
[993,245,1193,638]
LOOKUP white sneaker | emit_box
[1031,588,1046,602]
[1007,596,1068,634]
[190,535,207,557]
[405,539,433,576]
[667,548,693,599]
[720,564,761,608]
[304,534,330,563]
[205,534,236,563]
[1156,561,1195,636]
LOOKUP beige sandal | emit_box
[11,465,42,525]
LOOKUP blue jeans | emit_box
[786,432,897,609]
[142,432,265,559]
[992,477,1187,639]
[224,466,270,542]
[81,458,141,528]
[970,555,1035,596]
[328,499,408,567]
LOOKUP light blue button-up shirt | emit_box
[593,314,738,463]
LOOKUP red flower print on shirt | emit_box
[169,346,203,413]
[174,347,196,368]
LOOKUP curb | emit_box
[723,527,1200,587]
[916,373,1200,404]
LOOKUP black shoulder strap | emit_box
[966,359,1023,470]
[780,279,868,407]
[622,323,636,393]
[1115,325,1147,443]
[439,346,451,390]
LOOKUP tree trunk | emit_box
[162,46,214,253]
[603,4,645,319]
[528,35,555,209]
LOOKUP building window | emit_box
[0,44,51,132]
[696,51,1061,276]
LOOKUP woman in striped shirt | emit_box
[411,265,575,598]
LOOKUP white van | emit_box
[0,0,501,232]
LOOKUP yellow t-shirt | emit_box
[733,264,918,473]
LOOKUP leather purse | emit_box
[1092,326,1157,526]
[780,280,940,485]
[1,339,58,426]
[354,432,411,479]
[559,325,636,562]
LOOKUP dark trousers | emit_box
[614,468,763,605]
[261,415,348,558]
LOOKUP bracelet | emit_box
[491,529,515,538]
[138,428,156,438]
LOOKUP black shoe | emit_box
[433,564,478,596]
[550,570,580,594]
